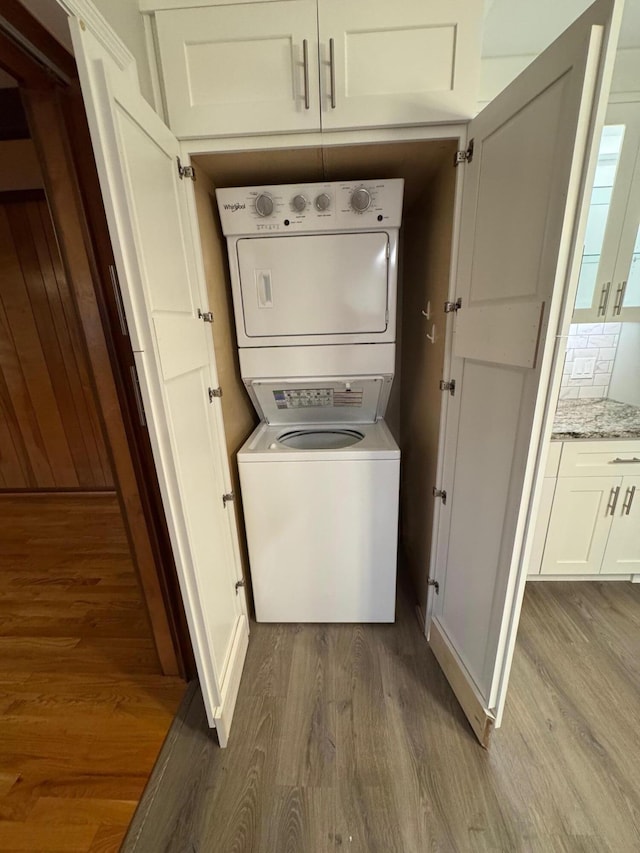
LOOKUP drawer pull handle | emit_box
[611,457,640,464]
[302,39,310,110]
[622,485,636,516]
[607,486,620,516]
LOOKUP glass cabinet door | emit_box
[573,124,624,318]
[573,101,640,323]
[612,143,640,321]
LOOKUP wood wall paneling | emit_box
[0,140,43,191]
[0,192,113,489]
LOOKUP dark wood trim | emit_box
[0,28,51,88]
[0,89,30,140]
[0,2,194,679]
[0,0,76,82]
[0,188,46,204]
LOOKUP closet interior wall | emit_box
[192,139,457,606]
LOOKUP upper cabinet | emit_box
[154,1,321,137]
[317,0,482,131]
[574,101,640,323]
[148,0,483,138]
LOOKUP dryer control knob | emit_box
[314,192,331,211]
[350,187,371,212]
[292,194,308,212]
[255,193,274,217]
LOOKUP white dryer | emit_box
[217,180,403,623]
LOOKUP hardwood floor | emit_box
[0,494,185,853]
[123,579,640,852]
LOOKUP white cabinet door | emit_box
[317,0,482,131]
[155,1,320,138]
[601,476,640,573]
[71,22,249,746]
[428,0,620,746]
[541,476,620,575]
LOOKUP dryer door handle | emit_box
[256,269,273,308]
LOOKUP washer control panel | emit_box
[217,179,404,235]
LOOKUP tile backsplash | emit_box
[560,322,621,399]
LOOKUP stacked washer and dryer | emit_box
[217,179,404,623]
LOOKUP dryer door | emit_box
[236,232,390,341]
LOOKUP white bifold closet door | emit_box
[427,0,622,747]
[70,22,249,747]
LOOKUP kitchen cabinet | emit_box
[601,476,640,574]
[541,475,622,574]
[149,0,482,138]
[530,440,640,577]
[573,101,640,323]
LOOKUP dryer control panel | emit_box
[217,179,404,235]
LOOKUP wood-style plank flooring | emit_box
[124,580,640,852]
[0,494,185,853]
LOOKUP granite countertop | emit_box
[552,398,640,440]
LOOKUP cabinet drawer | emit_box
[558,440,640,477]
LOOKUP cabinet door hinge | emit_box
[432,487,447,505]
[444,298,462,314]
[222,491,235,507]
[177,156,196,181]
[454,139,474,166]
[439,379,456,396]
[235,579,245,595]
[427,577,440,594]
[198,308,214,323]
[208,387,223,402]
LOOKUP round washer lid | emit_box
[278,428,364,450]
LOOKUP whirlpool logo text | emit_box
[223,203,246,211]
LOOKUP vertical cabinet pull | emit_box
[613,280,627,316]
[606,485,620,516]
[329,37,336,109]
[622,485,636,516]
[302,39,310,110]
[597,281,611,317]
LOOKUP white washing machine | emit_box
[238,418,400,623]
[217,179,404,622]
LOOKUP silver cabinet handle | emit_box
[130,364,147,428]
[597,281,611,316]
[302,39,310,110]
[109,263,128,337]
[611,457,640,463]
[329,37,336,109]
[613,280,627,316]
[607,485,620,516]
[622,485,636,516]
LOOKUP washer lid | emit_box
[249,376,386,424]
